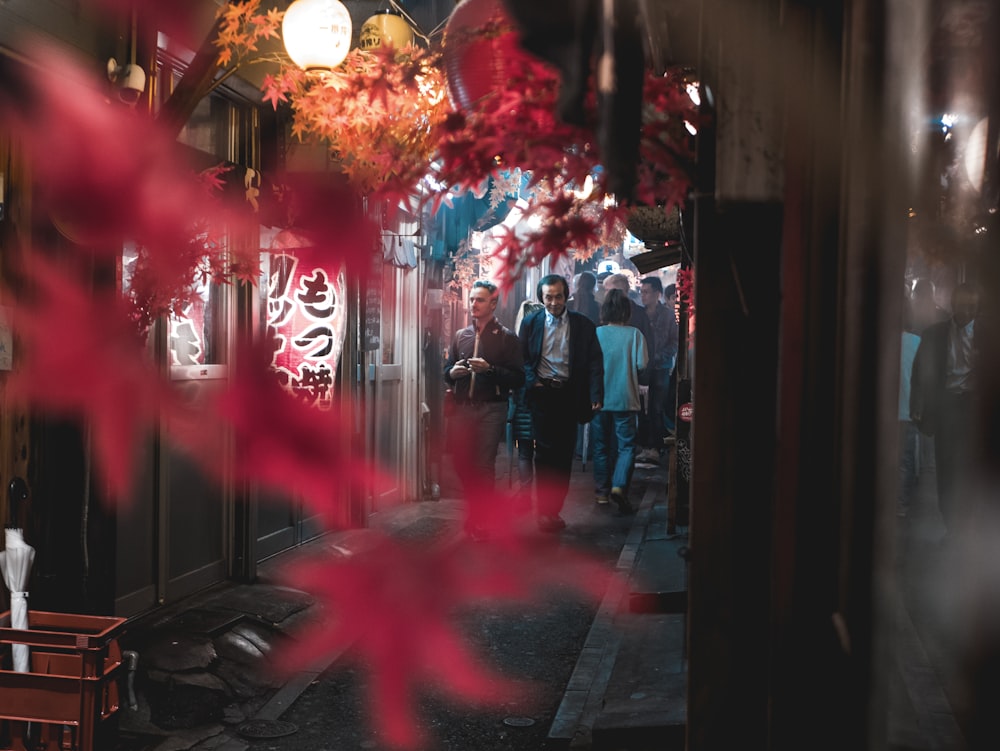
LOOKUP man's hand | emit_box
[449,360,471,379]
[466,356,491,374]
[591,402,602,411]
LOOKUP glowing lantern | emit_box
[359,9,415,51]
[282,0,353,71]
[443,0,528,111]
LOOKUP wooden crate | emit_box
[0,610,126,751]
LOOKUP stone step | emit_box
[628,535,688,614]
[547,481,688,750]
[591,613,687,751]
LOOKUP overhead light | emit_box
[685,82,701,107]
[282,0,353,71]
[965,117,989,192]
[571,174,595,200]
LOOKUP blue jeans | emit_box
[591,411,638,496]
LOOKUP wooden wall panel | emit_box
[0,130,32,531]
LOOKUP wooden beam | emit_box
[156,14,227,139]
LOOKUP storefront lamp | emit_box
[282,0,353,71]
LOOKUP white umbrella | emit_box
[0,527,35,672]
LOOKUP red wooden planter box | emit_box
[0,610,126,751]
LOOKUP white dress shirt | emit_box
[539,311,570,380]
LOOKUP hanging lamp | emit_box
[443,0,529,112]
[282,0,353,71]
[359,8,415,51]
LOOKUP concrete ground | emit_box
[77,436,962,751]
[108,445,681,751]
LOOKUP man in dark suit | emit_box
[520,274,604,532]
[910,282,980,534]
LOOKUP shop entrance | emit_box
[115,272,232,617]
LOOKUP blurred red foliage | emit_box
[0,11,692,749]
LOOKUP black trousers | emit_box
[528,384,577,517]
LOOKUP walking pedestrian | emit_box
[636,277,678,463]
[444,280,524,538]
[910,282,980,536]
[520,274,604,533]
[602,272,653,349]
[591,288,648,515]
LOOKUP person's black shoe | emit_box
[611,488,634,515]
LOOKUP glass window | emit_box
[886,2,990,746]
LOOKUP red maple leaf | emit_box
[2,45,212,254]
[167,339,389,525]
[274,528,613,749]
[261,74,289,109]
[5,258,168,501]
[259,173,379,282]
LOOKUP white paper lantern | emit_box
[282,0,353,71]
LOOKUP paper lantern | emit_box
[359,9,415,51]
[443,0,527,111]
[282,0,353,71]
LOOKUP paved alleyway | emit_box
[113,446,675,751]
[30,430,966,751]
[888,449,965,751]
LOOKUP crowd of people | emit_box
[443,268,680,537]
[442,267,978,541]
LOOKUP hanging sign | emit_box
[267,231,347,409]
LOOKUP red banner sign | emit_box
[266,232,347,409]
